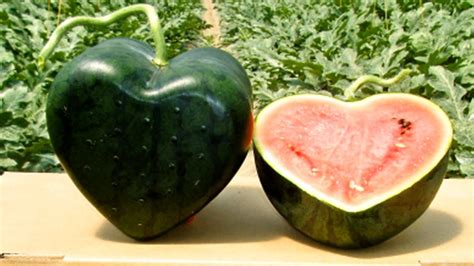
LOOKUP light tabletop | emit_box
[1,154,473,265]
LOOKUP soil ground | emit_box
[201,0,221,46]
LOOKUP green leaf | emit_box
[1,126,22,142]
[1,86,28,110]
[459,64,474,85]
[0,46,14,63]
[455,121,474,148]
[428,66,467,121]
[455,151,474,178]
[468,99,474,121]
[0,157,17,168]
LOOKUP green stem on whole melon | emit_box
[344,69,412,101]
[38,4,167,69]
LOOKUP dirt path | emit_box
[201,0,221,46]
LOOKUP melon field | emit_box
[0,0,473,178]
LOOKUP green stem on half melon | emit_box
[38,4,167,69]
[253,75,453,248]
[344,69,412,101]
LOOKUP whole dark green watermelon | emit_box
[46,38,253,240]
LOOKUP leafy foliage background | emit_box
[0,0,208,172]
[218,0,474,178]
[1,0,473,177]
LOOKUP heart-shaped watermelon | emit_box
[253,77,452,248]
[46,38,252,240]
[40,5,253,240]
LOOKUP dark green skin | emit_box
[254,148,448,248]
[47,38,253,240]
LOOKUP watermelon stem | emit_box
[344,69,412,101]
[37,4,168,70]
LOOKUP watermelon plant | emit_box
[39,4,252,240]
[253,70,452,248]
[218,0,474,178]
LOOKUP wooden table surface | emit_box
[1,154,473,265]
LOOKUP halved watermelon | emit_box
[253,93,452,248]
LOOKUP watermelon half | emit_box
[253,93,453,248]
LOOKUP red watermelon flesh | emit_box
[255,93,452,212]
